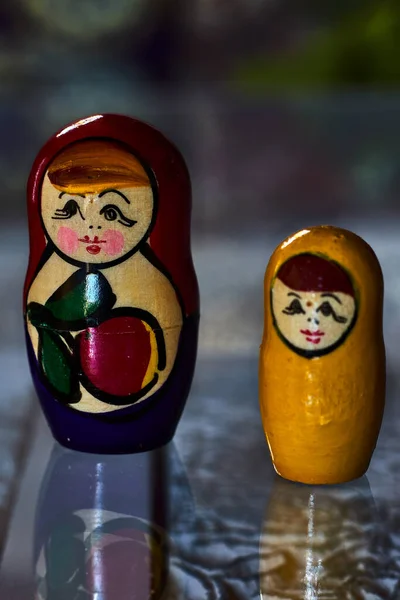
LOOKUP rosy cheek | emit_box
[57,227,79,254]
[103,229,125,256]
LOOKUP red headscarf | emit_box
[277,253,355,297]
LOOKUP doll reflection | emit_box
[260,476,379,599]
[34,444,173,600]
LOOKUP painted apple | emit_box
[78,315,152,397]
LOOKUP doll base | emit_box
[273,461,371,485]
[50,426,175,455]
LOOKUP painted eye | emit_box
[101,205,119,221]
[53,199,80,220]
[317,301,348,324]
[100,204,137,228]
[317,301,333,317]
[283,299,305,315]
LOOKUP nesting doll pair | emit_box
[24,114,384,485]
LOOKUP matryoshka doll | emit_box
[24,114,199,453]
[259,226,385,484]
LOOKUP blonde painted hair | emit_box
[47,139,150,195]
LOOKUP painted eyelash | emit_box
[335,315,348,323]
[52,199,85,221]
[316,301,348,324]
[117,218,136,227]
[282,299,305,315]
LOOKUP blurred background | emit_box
[1,1,400,596]
[3,0,400,227]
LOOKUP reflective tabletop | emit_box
[0,349,399,599]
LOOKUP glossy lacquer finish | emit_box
[34,445,169,600]
[259,226,385,484]
[24,114,199,453]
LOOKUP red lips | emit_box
[78,235,106,256]
[86,245,101,255]
[300,329,325,344]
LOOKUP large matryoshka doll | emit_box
[24,114,199,453]
[259,226,385,484]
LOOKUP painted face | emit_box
[271,278,357,357]
[41,174,154,265]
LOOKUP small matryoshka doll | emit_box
[24,114,199,453]
[259,226,385,484]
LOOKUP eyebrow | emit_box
[58,191,85,199]
[98,189,130,204]
[287,292,301,299]
[321,293,342,304]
